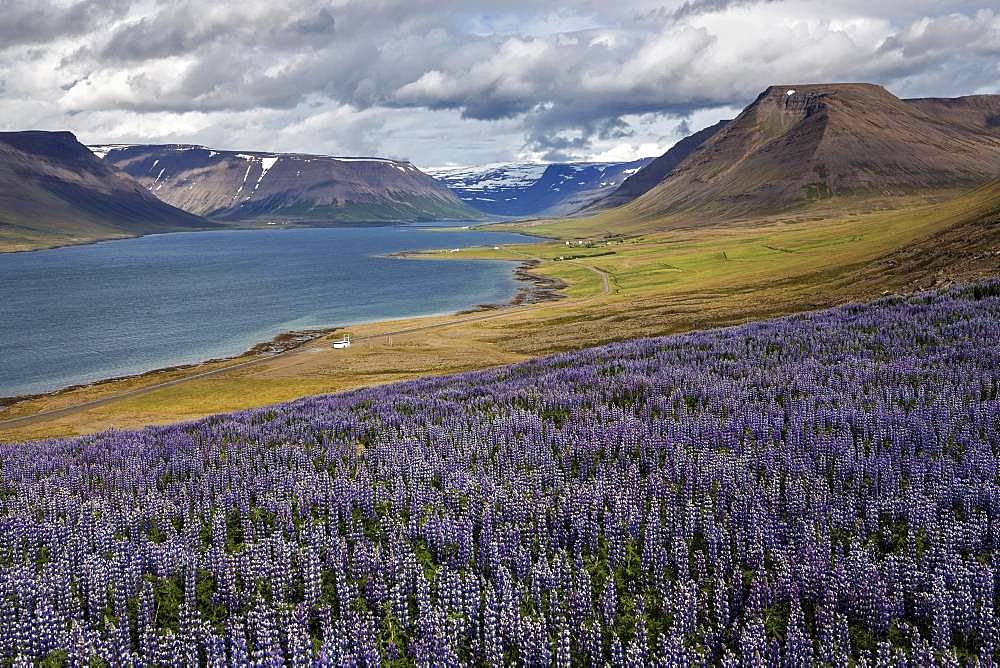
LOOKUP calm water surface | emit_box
[0,225,529,397]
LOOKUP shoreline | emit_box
[0,257,562,413]
[0,233,139,255]
[469,259,567,309]
[0,328,338,410]
[388,248,567,310]
[0,217,507,256]
[0,225,226,255]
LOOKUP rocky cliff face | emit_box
[0,132,212,250]
[623,84,1000,219]
[95,145,482,223]
[427,159,653,218]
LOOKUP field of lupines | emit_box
[2,283,1000,666]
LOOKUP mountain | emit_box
[426,159,653,218]
[622,84,1000,220]
[94,145,482,223]
[0,131,213,251]
[906,95,1000,134]
[584,120,730,211]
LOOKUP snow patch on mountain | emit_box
[253,156,279,193]
[232,162,253,202]
[88,144,131,159]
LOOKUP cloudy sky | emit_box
[1,0,997,167]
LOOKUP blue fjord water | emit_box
[0,225,530,397]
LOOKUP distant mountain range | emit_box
[614,84,1000,221]
[93,145,483,223]
[0,131,215,251]
[3,83,998,253]
[426,159,653,218]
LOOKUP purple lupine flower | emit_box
[0,284,997,663]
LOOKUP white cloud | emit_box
[0,0,996,165]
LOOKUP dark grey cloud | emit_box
[99,10,220,62]
[0,0,129,47]
[3,0,998,163]
[288,7,336,35]
[99,3,341,62]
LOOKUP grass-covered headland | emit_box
[3,283,1000,665]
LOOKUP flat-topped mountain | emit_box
[95,145,482,223]
[621,84,1000,219]
[0,131,213,251]
[427,158,653,218]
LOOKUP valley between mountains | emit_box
[1,82,998,441]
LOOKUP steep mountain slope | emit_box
[585,120,730,211]
[906,95,1000,135]
[95,145,482,223]
[624,84,1000,220]
[0,132,213,251]
[427,159,652,218]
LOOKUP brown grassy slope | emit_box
[623,84,1000,220]
[833,178,1000,294]
[0,131,214,250]
[906,95,1000,135]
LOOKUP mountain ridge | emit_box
[619,83,1000,220]
[427,158,653,218]
[97,144,483,223]
[0,131,215,251]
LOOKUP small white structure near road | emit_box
[332,333,352,349]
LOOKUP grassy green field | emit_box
[467,182,999,299]
[1,181,997,441]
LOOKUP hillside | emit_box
[0,132,213,251]
[619,84,1000,220]
[906,94,1000,134]
[427,158,652,217]
[2,283,999,664]
[95,145,482,223]
[584,119,730,211]
[6,176,997,442]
